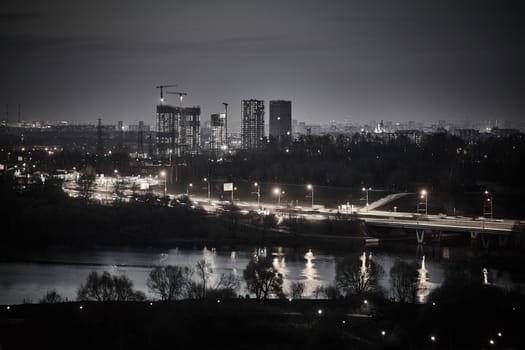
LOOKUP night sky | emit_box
[1,0,524,128]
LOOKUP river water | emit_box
[0,244,521,305]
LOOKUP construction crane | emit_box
[155,84,178,104]
[166,91,187,108]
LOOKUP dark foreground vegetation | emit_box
[1,284,523,350]
[0,173,368,251]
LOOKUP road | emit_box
[62,179,521,234]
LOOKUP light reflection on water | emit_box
[0,246,519,305]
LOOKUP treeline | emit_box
[205,133,525,191]
[0,175,226,248]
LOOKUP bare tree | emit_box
[39,290,64,303]
[335,253,383,296]
[290,281,305,299]
[243,256,284,300]
[389,260,419,303]
[195,259,212,298]
[77,271,145,301]
[147,265,192,301]
[312,285,324,299]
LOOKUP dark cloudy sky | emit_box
[1,0,524,129]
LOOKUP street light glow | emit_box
[274,187,280,195]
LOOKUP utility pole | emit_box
[96,118,103,172]
[222,102,229,148]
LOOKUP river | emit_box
[0,244,521,305]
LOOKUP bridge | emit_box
[358,210,520,247]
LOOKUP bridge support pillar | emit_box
[498,235,509,248]
[470,232,478,240]
[481,234,491,249]
[416,230,425,244]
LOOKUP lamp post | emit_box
[307,184,314,209]
[419,189,428,215]
[187,183,193,196]
[274,187,283,206]
[362,187,371,211]
[483,190,493,219]
[254,182,261,208]
[160,170,167,197]
[204,178,210,201]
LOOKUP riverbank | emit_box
[1,288,523,349]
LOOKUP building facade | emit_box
[241,99,265,150]
[269,100,292,144]
[156,105,201,158]
[210,113,227,153]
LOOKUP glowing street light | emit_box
[483,190,493,219]
[204,178,210,201]
[273,187,284,206]
[362,187,371,211]
[160,170,167,196]
[418,189,428,215]
[307,184,314,209]
[430,335,436,342]
[254,182,261,208]
[187,183,193,196]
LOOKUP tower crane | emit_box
[155,84,178,103]
[166,91,188,108]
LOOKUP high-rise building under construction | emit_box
[156,105,200,159]
[269,100,292,144]
[241,99,264,150]
[210,113,227,154]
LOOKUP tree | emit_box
[335,253,383,296]
[77,271,145,301]
[195,259,212,298]
[147,265,192,301]
[191,259,239,299]
[39,289,64,303]
[243,256,283,300]
[290,281,305,299]
[389,260,419,303]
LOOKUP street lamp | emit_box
[204,178,210,201]
[307,184,314,209]
[362,187,371,211]
[254,182,261,208]
[483,190,493,219]
[418,189,428,215]
[160,171,167,197]
[274,187,283,206]
[187,183,193,196]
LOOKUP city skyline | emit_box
[1,0,524,127]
